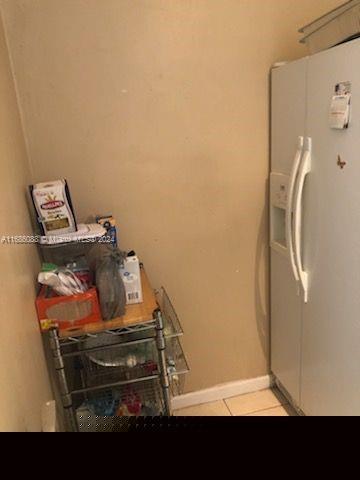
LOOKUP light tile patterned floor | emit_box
[173,388,297,417]
[173,400,231,417]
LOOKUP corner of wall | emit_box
[0,5,34,183]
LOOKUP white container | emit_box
[119,256,143,305]
[299,0,360,54]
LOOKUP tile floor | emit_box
[173,388,297,417]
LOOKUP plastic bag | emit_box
[87,244,127,320]
[38,268,86,296]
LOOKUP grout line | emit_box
[223,399,233,416]
[244,405,289,417]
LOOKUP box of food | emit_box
[30,179,77,236]
[36,287,102,332]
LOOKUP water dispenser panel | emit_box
[270,173,290,255]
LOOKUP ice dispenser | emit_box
[270,173,289,255]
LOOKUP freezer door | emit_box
[270,59,307,404]
[301,38,360,416]
[271,58,308,175]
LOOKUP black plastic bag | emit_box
[87,244,127,320]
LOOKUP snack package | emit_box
[96,215,117,247]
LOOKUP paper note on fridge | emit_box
[329,93,351,129]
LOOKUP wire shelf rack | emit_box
[75,378,165,431]
[155,288,183,338]
[59,321,156,349]
[63,336,189,393]
[166,336,189,378]
[45,281,189,429]
[170,374,187,398]
[58,287,182,353]
[82,340,159,387]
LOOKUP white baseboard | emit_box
[171,375,272,411]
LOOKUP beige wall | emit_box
[1,0,342,393]
[0,10,51,431]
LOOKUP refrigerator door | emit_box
[270,58,307,404]
[301,38,360,415]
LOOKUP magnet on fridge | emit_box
[329,82,351,130]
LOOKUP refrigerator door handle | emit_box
[286,136,304,283]
[294,137,312,303]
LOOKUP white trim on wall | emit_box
[171,375,273,411]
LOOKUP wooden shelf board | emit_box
[59,268,158,338]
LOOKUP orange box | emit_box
[36,286,102,332]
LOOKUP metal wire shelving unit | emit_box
[44,283,189,432]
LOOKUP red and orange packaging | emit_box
[36,286,102,332]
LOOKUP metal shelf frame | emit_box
[47,306,177,431]
[59,320,157,348]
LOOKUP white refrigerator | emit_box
[270,37,360,416]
